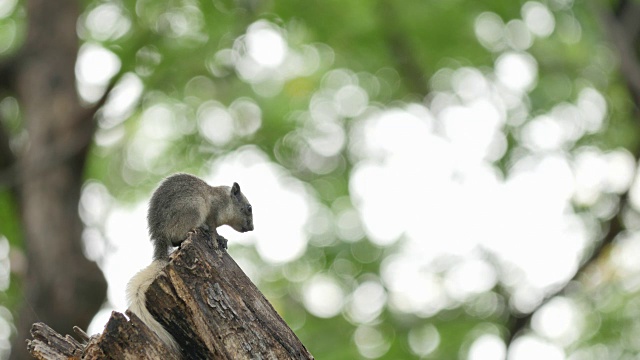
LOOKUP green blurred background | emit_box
[2,0,640,359]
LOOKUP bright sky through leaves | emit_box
[7,0,631,359]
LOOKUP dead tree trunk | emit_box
[27,231,315,359]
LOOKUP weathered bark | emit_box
[9,0,108,358]
[82,311,180,359]
[27,312,179,360]
[27,231,314,359]
[27,323,84,360]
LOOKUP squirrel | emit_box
[126,173,254,353]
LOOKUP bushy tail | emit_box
[126,260,179,352]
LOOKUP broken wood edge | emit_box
[27,322,84,360]
[84,310,179,359]
[26,310,179,359]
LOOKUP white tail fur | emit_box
[126,260,180,352]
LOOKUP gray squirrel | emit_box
[126,173,254,353]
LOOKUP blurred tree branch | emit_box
[601,1,640,106]
[506,0,640,346]
[0,117,14,176]
[506,194,625,344]
[0,46,21,195]
[0,70,119,189]
[378,0,430,96]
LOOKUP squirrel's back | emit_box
[147,173,212,256]
[147,173,253,260]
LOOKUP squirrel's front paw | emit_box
[196,226,212,239]
[216,235,228,250]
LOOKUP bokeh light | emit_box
[12,1,634,359]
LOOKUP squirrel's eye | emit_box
[247,205,252,213]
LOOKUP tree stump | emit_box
[26,231,314,359]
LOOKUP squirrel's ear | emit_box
[232,182,241,195]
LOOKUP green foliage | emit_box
[1,0,639,359]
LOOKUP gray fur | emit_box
[148,173,254,260]
[126,173,253,353]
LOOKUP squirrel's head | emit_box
[228,182,254,233]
